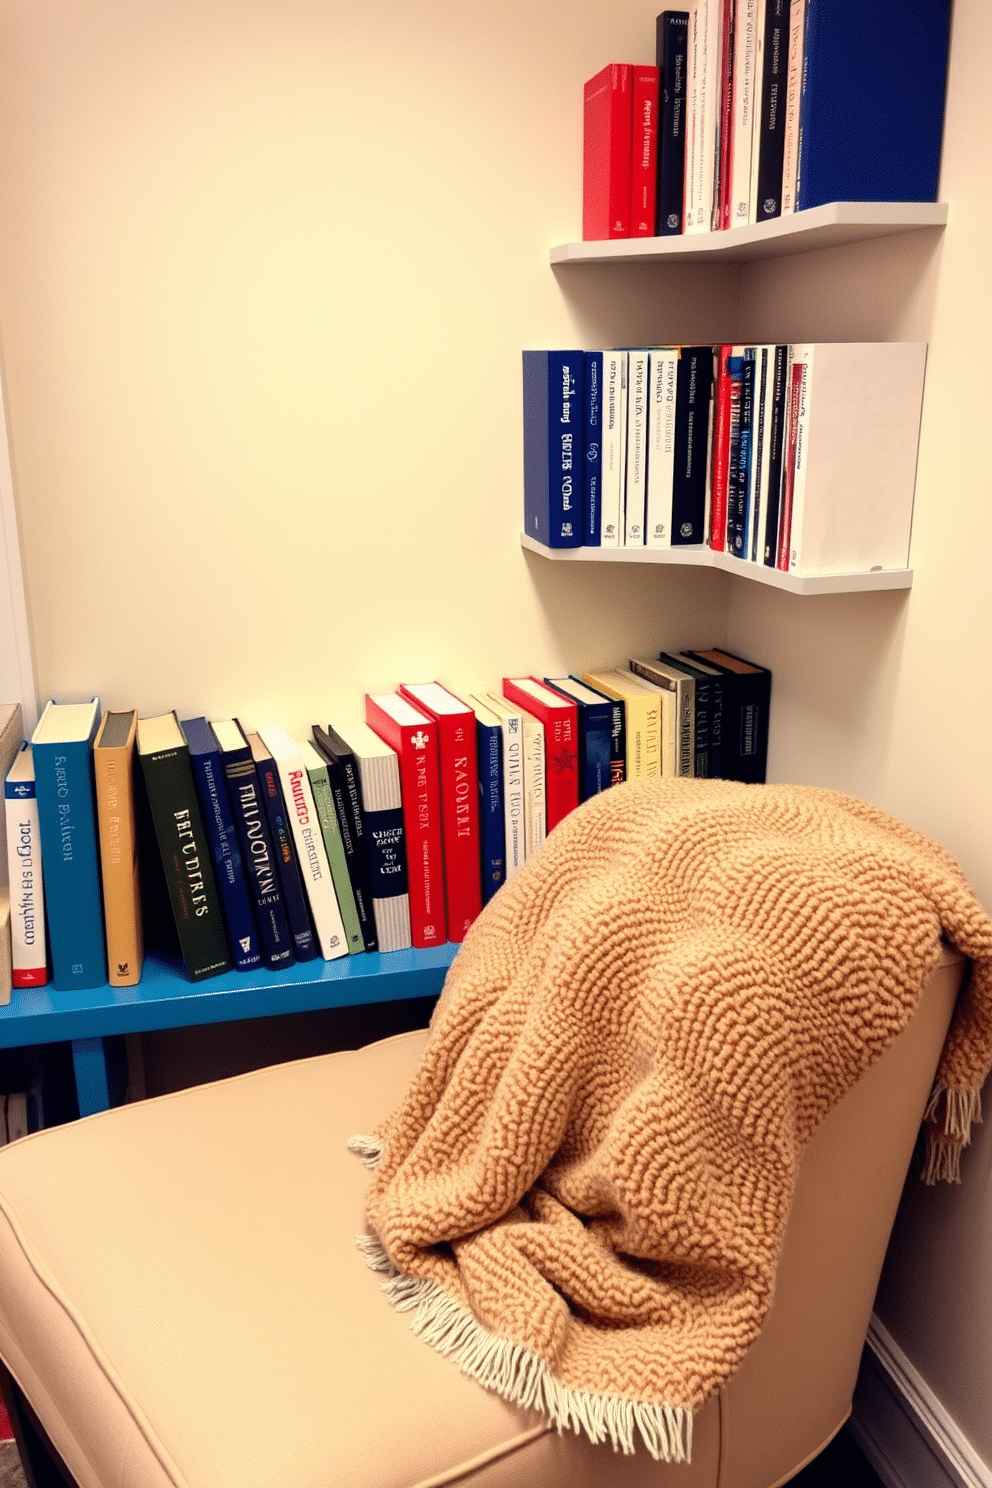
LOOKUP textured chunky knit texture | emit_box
[357,778,992,1458]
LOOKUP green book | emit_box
[299,741,364,955]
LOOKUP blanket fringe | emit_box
[347,1133,383,1169]
[922,1084,983,1185]
[355,1233,692,1463]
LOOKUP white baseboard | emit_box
[850,1315,991,1488]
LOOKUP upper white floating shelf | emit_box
[549,201,948,268]
[519,534,913,597]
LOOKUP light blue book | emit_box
[31,698,106,990]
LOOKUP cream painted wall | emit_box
[0,0,989,1470]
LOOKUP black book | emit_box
[754,0,791,222]
[763,344,790,567]
[210,719,296,971]
[655,11,690,235]
[311,724,378,953]
[684,648,771,784]
[136,712,232,983]
[247,731,318,963]
[671,345,715,545]
[657,652,720,779]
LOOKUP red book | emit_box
[583,63,633,241]
[630,65,660,237]
[709,343,736,551]
[501,678,579,833]
[717,0,736,231]
[365,692,447,949]
[398,683,481,942]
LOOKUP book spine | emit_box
[776,345,809,570]
[754,0,790,221]
[33,737,106,990]
[690,675,713,777]
[520,716,546,860]
[223,757,295,969]
[362,801,411,953]
[435,712,481,940]
[624,349,650,545]
[656,12,689,235]
[305,762,364,954]
[763,343,789,565]
[583,351,603,545]
[328,749,378,952]
[729,0,760,225]
[496,712,525,880]
[474,717,506,905]
[254,755,317,962]
[93,742,144,986]
[709,345,735,550]
[716,0,736,231]
[607,698,626,785]
[686,0,724,234]
[728,347,756,557]
[646,348,679,547]
[671,345,714,545]
[273,757,348,961]
[630,65,660,236]
[779,0,806,212]
[141,748,231,981]
[746,345,770,560]
[624,690,661,780]
[189,749,263,971]
[722,349,745,553]
[600,351,627,547]
[521,350,584,548]
[784,343,814,573]
[4,758,47,987]
[583,62,633,239]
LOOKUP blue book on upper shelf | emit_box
[31,698,107,990]
[522,350,585,548]
[181,716,263,972]
[795,0,951,211]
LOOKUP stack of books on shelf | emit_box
[1,655,771,995]
[583,1,951,241]
[522,341,927,575]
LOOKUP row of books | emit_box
[582,2,951,242]
[2,650,770,995]
[522,342,926,577]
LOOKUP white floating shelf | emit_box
[520,533,913,596]
[550,201,948,268]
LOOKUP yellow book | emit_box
[581,669,661,780]
[93,709,144,987]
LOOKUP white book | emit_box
[780,343,927,577]
[746,345,774,563]
[645,348,680,547]
[4,742,46,994]
[486,692,545,861]
[330,723,411,953]
[618,666,679,778]
[780,0,806,214]
[747,0,767,223]
[472,692,524,879]
[684,2,700,233]
[628,657,695,777]
[686,0,724,234]
[729,0,760,227]
[600,351,627,547]
[256,724,349,962]
[624,349,650,545]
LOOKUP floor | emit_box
[0,1426,886,1488]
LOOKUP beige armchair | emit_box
[0,948,964,1488]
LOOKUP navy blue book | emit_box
[461,697,506,906]
[522,350,584,548]
[763,344,790,567]
[728,349,756,558]
[544,677,614,801]
[795,0,951,210]
[754,0,790,222]
[210,719,295,970]
[583,351,603,544]
[671,346,714,544]
[181,716,263,973]
[248,732,318,963]
[311,724,378,952]
[31,698,106,990]
[655,12,689,234]
[571,677,625,787]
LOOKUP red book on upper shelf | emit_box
[501,677,579,833]
[630,64,660,237]
[583,63,633,240]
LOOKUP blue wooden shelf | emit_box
[0,944,460,1115]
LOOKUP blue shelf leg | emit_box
[71,1037,111,1116]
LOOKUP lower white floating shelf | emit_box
[520,533,913,596]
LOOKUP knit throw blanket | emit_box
[354,779,992,1460]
